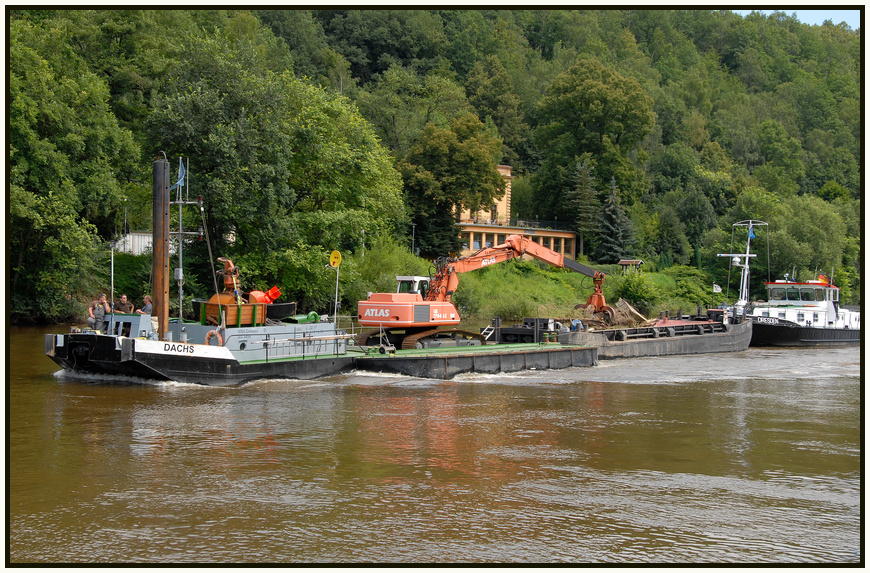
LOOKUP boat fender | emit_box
[666,327,676,337]
[695,325,704,335]
[615,330,627,342]
[205,329,224,346]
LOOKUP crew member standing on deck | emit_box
[87,293,111,332]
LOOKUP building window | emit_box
[564,239,573,257]
[498,234,506,244]
[542,237,551,249]
[553,237,562,253]
[485,233,493,248]
[461,233,470,250]
[490,205,497,222]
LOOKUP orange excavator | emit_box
[356,234,613,349]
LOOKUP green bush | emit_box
[610,271,661,315]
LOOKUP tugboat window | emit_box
[778,312,786,319]
[786,288,800,301]
[771,288,786,300]
[800,289,814,301]
[815,289,824,301]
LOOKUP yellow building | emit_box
[456,165,577,259]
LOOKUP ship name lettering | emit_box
[164,343,195,354]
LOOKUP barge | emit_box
[485,308,752,359]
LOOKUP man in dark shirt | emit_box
[114,294,134,313]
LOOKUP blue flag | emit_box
[169,158,185,190]
[748,224,755,239]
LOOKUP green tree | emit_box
[9,17,140,320]
[354,64,472,158]
[400,114,505,258]
[565,155,601,256]
[316,10,448,84]
[594,180,635,264]
[533,55,655,215]
[147,28,403,303]
[465,54,529,170]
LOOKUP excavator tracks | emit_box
[356,328,487,350]
[400,328,486,350]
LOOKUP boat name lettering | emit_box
[755,317,780,325]
[363,308,391,318]
[164,343,195,354]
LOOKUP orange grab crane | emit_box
[356,234,613,350]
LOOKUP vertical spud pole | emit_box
[153,156,170,341]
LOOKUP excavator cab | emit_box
[396,276,430,299]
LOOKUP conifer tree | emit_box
[594,179,634,263]
[565,155,601,257]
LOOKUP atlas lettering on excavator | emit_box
[356,234,613,350]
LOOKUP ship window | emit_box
[786,288,800,301]
[800,289,814,301]
[778,312,786,319]
[797,313,804,321]
[761,311,769,317]
[813,313,818,322]
[815,289,824,301]
[770,288,786,300]
[831,289,838,302]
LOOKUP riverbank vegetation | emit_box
[9,9,860,323]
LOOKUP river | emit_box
[8,325,862,564]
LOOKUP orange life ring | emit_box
[205,329,223,346]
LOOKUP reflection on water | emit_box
[9,327,861,563]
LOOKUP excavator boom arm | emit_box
[426,234,609,307]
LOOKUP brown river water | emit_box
[8,325,862,564]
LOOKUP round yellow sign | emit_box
[329,250,342,268]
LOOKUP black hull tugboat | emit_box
[745,277,860,347]
[46,155,353,386]
[718,220,860,347]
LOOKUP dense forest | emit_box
[9,9,862,323]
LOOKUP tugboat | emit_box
[745,275,860,346]
[721,220,860,347]
[45,155,354,386]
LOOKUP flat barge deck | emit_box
[353,342,598,379]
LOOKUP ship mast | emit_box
[718,220,766,313]
[152,155,171,341]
